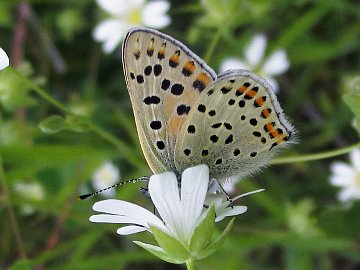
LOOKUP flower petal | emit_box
[219,58,248,73]
[245,34,267,67]
[262,49,289,76]
[0,48,9,70]
[91,199,164,229]
[180,165,209,239]
[330,162,356,177]
[117,225,147,235]
[329,175,356,187]
[142,1,171,28]
[96,0,131,17]
[93,19,129,53]
[338,187,360,203]
[350,149,360,171]
[149,171,182,237]
[263,76,279,93]
[215,206,247,222]
[90,213,149,225]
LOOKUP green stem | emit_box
[204,28,221,63]
[185,257,196,270]
[272,142,360,164]
[10,67,71,114]
[85,121,144,165]
[0,153,27,259]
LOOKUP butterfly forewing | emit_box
[175,69,294,181]
[122,28,217,173]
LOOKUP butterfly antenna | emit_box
[78,176,150,200]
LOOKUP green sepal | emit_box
[39,115,65,134]
[189,205,215,255]
[196,218,235,260]
[149,224,190,262]
[134,241,185,264]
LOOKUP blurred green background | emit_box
[1,0,360,269]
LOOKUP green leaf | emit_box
[8,259,33,270]
[39,115,66,134]
[189,205,215,254]
[196,218,235,260]
[149,225,190,262]
[134,241,185,264]
[343,92,360,134]
[65,115,88,132]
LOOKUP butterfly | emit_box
[122,27,295,186]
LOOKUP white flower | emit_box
[329,149,360,204]
[14,181,45,215]
[219,34,289,92]
[0,48,9,70]
[93,0,171,53]
[90,165,263,264]
[92,161,120,197]
[90,165,210,244]
[90,164,257,237]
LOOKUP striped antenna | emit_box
[79,176,150,200]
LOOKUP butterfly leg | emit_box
[209,178,234,208]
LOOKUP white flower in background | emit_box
[329,149,360,204]
[219,34,289,92]
[93,0,171,53]
[0,48,9,70]
[14,182,45,215]
[92,161,120,197]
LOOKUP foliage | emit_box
[1,0,360,269]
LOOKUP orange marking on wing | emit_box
[264,122,274,132]
[270,129,281,138]
[255,97,265,107]
[261,108,271,118]
[147,38,155,56]
[158,43,166,59]
[196,72,211,87]
[168,116,184,136]
[237,86,247,94]
[169,51,180,66]
[245,90,257,98]
[164,96,177,115]
[183,60,196,75]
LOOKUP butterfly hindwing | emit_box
[174,69,295,181]
[122,27,217,173]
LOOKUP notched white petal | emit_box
[117,225,147,235]
[149,171,182,234]
[263,76,278,93]
[330,162,356,177]
[181,165,209,236]
[245,33,266,66]
[96,0,129,17]
[215,206,247,222]
[142,1,171,28]
[263,49,289,76]
[93,19,129,53]
[92,199,164,228]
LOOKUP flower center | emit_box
[356,172,360,187]
[128,9,142,25]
